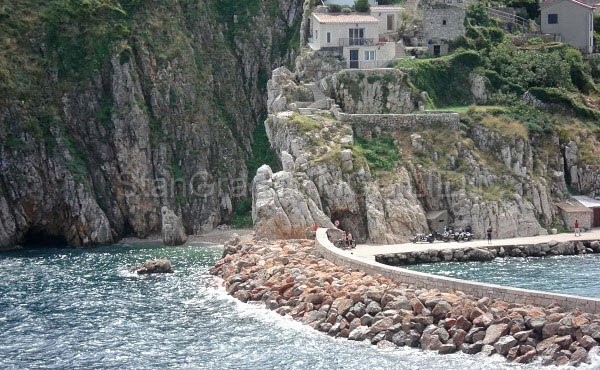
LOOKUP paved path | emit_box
[354,228,600,260]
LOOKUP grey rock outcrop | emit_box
[161,207,187,246]
[252,164,334,239]
[135,258,174,274]
[324,69,421,114]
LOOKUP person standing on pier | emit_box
[486,225,493,244]
[574,220,580,237]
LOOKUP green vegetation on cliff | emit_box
[397,3,599,123]
[353,135,400,172]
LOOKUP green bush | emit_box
[354,135,400,172]
[44,0,140,79]
[528,87,600,120]
[403,51,481,106]
[328,4,342,13]
[246,121,280,182]
[354,0,370,13]
[231,198,253,228]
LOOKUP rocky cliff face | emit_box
[0,0,303,249]
[255,66,586,243]
[323,69,422,114]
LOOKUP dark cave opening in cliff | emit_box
[330,211,368,244]
[561,146,573,192]
[21,229,68,248]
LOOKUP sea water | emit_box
[406,254,600,298]
[1,244,598,369]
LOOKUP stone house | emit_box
[556,201,593,230]
[540,0,595,54]
[308,12,403,68]
[421,5,466,55]
[370,5,404,40]
[573,196,600,227]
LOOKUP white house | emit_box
[308,13,403,69]
[540,0,595,54]
[309,12,402,68]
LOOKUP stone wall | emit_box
[315,228,600,313]
[337,111,461,138]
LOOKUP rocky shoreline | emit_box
[210,237,600,367]
[375,240,600,266]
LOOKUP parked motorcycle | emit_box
[433,229,452,242]
[452,226,473,242]
[411,233,434,243]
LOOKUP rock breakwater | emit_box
[211,237,600,366]
[375,240,600,266]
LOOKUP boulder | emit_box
[438,343,457,354]
[377,340,396,349]
[135,258,174,274]
[421,332,443,351]
[579,335,598,350]
[515,349,536,364]
[514,330,533,342]
[454,316,472,332]
[483,323,508,345]
[331,298,354,316]
[542,322,560,338]
[461,341,484,354]
[494,335,518,355]
[348,325,371,341]
[569,347,588,366]
[161,206,187,246]
[366,301,382,316]
[371,317,394,334]
[432,301,452,319]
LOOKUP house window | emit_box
[387,14,394,31]
[548,14,558,24]
[364,50,376,61]
[327,32,331,43]
[315,30,318,40]
[349,28,365,45]
[442,19,447,26]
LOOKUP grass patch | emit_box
[479,115,529,140]
[246,121,280,182]
[290,113,322,133]
[353,135,400,172]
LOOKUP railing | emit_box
[338,38,376,47]
[485,7,538,33]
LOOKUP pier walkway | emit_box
[354,229,600,260]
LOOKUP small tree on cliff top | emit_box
[354,0,370,13]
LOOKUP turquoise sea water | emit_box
[406,254,600,298]
[0,243,598,369]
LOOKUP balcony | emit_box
[339,38,376,47]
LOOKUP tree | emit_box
[354,0,370,13]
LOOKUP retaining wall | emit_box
[335,111,461,138]
[315,228,600,313]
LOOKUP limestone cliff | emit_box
[0,0,303,249]
[254,66,594,243]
